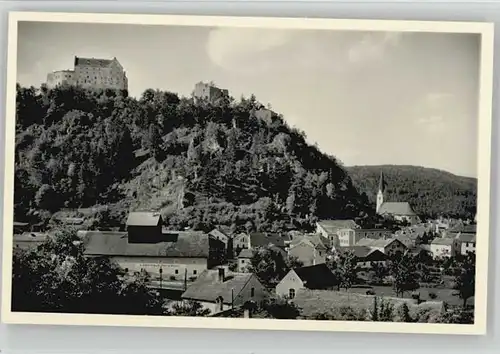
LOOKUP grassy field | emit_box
[346,285,474,307]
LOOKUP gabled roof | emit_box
[237,249,254,259]
[182,270,258,304]
[234,232,249,241]
[455,233,476,243]
[293,264,338,289]
[370,238,404,248]
[126,212,162,227]
[82,230,209,258]
[463,224,477,233]
[250,233,285,248]
[395,234,412,244]
[431,237,455,246]
[290,235,328,250]
[356,238,376,247]
[378,202,416,216]
[338,246,376,258]
[316,220,359,234]
[209,229,229,240]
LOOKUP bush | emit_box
[169,275,176,281]
[411,292,420,300]
[428,292,437,299]
[366,289,376,295]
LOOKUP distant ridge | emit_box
[346,165,477,219]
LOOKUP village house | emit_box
[13,221,30,234]
[208,228,231,246]
[395,234,415,248]
[81,229,216,280]
[355,237,407,256]
[249,232,286,250]
[430,237,461,258]
[376,172,420,225]
[236,248,253,273]
[315,219,360,247]
[208,228,233,259]
[126,211,163,243]
[335,246,388,269]
[181,268,268,315]
[233,232,250,252]
[13,232,50,251]
[455,233,476,255]
[354,228,393,241]
[288,234,329,267]
[275,264,338,299]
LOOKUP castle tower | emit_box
[376,171,386,213]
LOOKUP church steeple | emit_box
[378,171,387,192]
[376,171,386,213]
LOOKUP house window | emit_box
[289,289,296,299]
[193,270,197,275]
[175,269,179,274]
[251,288,255,297]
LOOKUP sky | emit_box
[16,21,480,178]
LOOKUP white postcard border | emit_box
[1,11,494,336]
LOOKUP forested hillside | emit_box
[14,84,378,233]
[346,165,477,219]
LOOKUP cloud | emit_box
[206,27,293,73]
[413,92,455,134]
[347,32,402,64]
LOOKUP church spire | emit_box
[378,171,386,193]
[376,171,386,214]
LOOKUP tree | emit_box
[452,252,475,308]
[369,262,388,285]
[11,229,166,315]
[170,300,211,317]
[389,252,420,297]
[327,250,357,291]
[249,247,290,288]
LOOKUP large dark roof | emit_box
[82,230,209,258]
[317,220,359,233]
[293,264,338,289]
[182,270,256,304]
[378,202,416,216]
[249,232,285,248]
[74,57,114,68]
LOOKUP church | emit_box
[375,172,420,225]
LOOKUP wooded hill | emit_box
[346,165,477,219]
[15,84,383,233]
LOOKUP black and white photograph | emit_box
[1,12,494,335]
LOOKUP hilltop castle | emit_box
[376,171,420,225]
[46,56,128,91]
